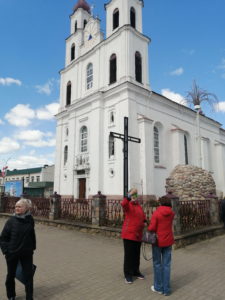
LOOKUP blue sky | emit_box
[0,0,225,170]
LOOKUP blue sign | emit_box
[5,180,23,197]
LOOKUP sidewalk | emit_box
[0,218,224,300]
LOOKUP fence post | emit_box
[0,193,6,213]
[165,192,181,236]
[49,192,61,220]
[205,192,220,225]
[92,191,106,226]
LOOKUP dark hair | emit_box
[159,196,172,207]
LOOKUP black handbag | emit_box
[16,261,36,285]
[142,230,157,245]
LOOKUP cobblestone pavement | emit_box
[0,218,225,300]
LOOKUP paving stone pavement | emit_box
[0,218,225,300]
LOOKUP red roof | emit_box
[73,0,91,13]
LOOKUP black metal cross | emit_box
[110,117,141,197]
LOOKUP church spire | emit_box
[73,0,91,14]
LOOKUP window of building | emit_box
[66,82,71,106]
[31,176,34,182]
[109,135,115,158]
[110,111,115,124]
[36,176,40,182]
[184,135,189,165]
[84,20,87,29]
[64,145,68,165]
[130,7,136,28]
[154,126,160,163]
[109,54,117,84]
[26,177,29,183]
[80,126,88,153]
[135,51,142,83]
[75,21,77,32]
[71,44,75,61]
[86,63,93,89]
[113,8,119,30]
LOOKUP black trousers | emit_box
[5,253,33,300]
[123,239,142,277]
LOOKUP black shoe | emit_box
[134,272,145,279]
[125,275,133,284]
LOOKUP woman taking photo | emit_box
[0,198,36,300]
[121,188,146,284]
[148,196,175,296]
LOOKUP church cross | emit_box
[110,117,141,197]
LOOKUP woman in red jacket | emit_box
[148,196,175,296]
[121,188,146,284]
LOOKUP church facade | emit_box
[54,0,225,198]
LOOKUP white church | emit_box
[54,0,225,199]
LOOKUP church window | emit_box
[80,126,88,153]
[64,145,68,165]
[109,54,117,84]
[113,8,119,30]
[135,51,142,83]
[66,82,72,106]
[109,135,115,158]
[84,20,87,29]
[88,34,92,40]
[154,126,160,163]
[110,112,114,124]
[87,63,93,90]
[75,21,78,32]
[71,44,75,61]
[184,135,189,165]
[130,7,136,28]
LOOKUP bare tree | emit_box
[186,80,218,111]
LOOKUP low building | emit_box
[5,165,54,197]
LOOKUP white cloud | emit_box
[7,155,54,169]
[35,79,53,95]
[5,104,35,127]
[0,119,4,125]
[0,77,22,86]
[214,102,225,113]
[16,130,56,147]
[0,137,20,154]
[170,67,184,76]
[36,102,60,120]
[218,58,225,70]
[162,89,187,106]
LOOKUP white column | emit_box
[138,115,154,195]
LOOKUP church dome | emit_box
[73,0,91,14]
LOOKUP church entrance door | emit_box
[78,178,86,199]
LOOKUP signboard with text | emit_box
[5,180,23,197]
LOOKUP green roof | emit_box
[6,167,42,176]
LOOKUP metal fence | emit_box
[179,200,211,232]
[59,198,92,224]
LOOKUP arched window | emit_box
[84,20,87,29]
[80,126,88,153]
[71,44,75,61]
[66,82,71,106]
[75,21,78,32]
[109,135,115,158]
[154,126,160,163]
[130,7,136,28]
[135,51,142,83]
[113,8,119,30]
[64,145,68,165]
[109,54,117,84]
[110,111,114,124]
[86,63,93,90]
[184,134,189,165]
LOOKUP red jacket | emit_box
[121,197,146,242]
[148,206,175,247]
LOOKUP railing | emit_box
[59,198,92,224]
[103,198,159,227]
[4,197,20,213]
[30,197,50,218]
[179,200,211,232]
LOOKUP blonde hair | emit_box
[16,198,32,210]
